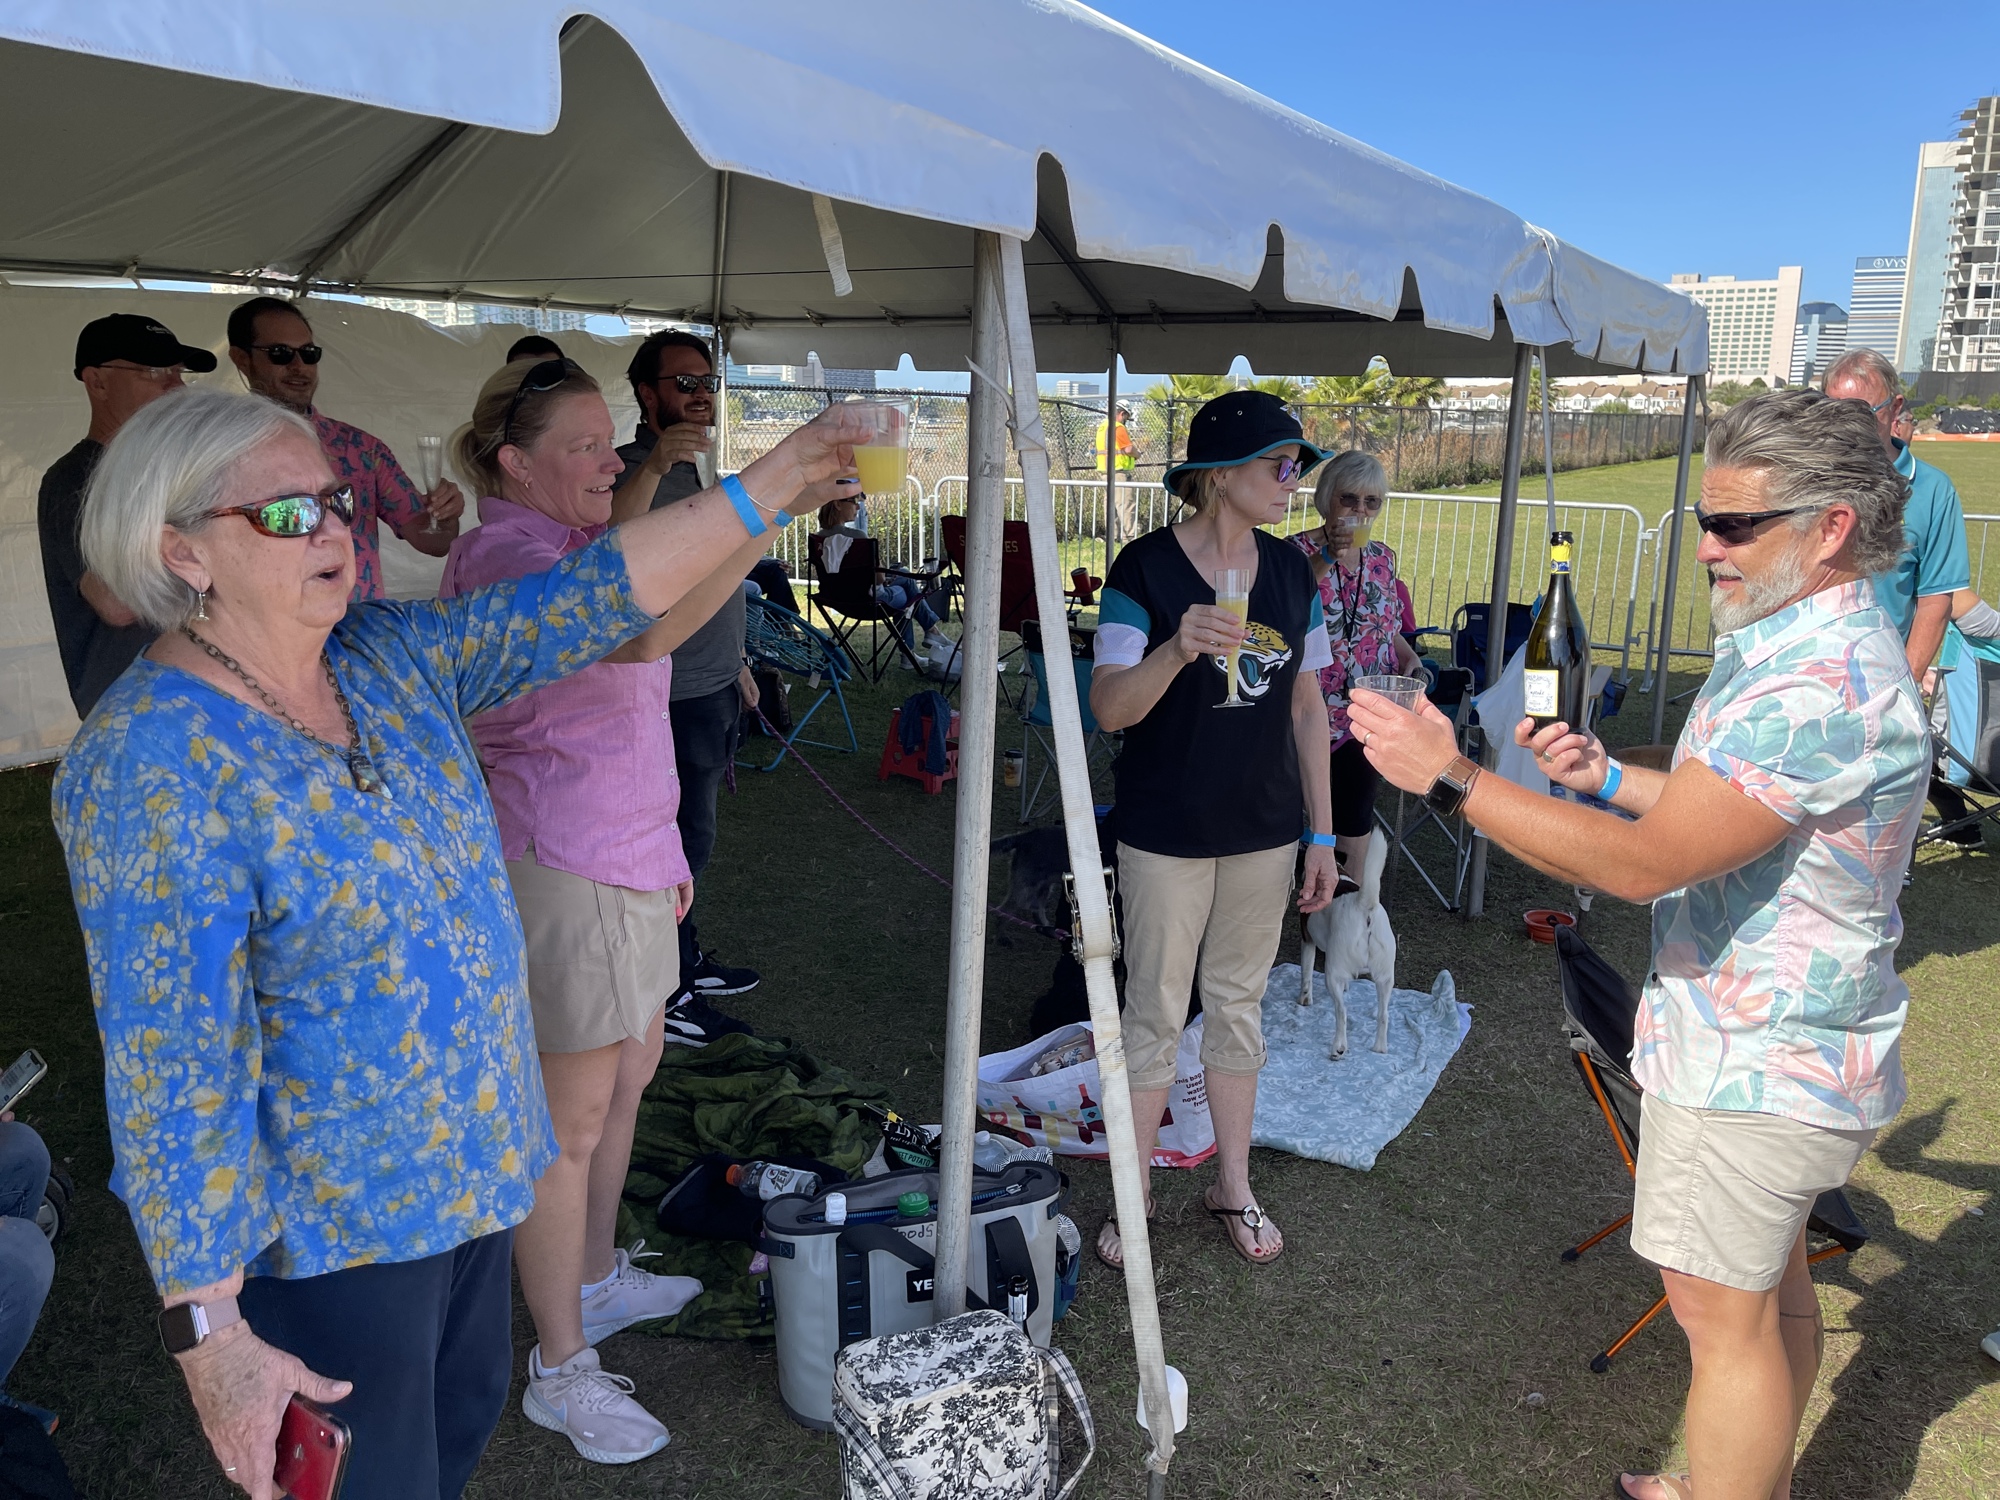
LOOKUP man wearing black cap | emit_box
[36,314,213,718]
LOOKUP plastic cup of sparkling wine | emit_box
[1354,673,1425,711]
[846,396,912,494]
[1214,568,1252,708]
[416,434,445,532]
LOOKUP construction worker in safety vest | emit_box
[1095,402,1139,545]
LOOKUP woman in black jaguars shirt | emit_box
[1089,392,1338,1270]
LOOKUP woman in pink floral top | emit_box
[1289,451,1424,875]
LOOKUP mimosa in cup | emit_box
[1214,568,1252,708]
[848,396,912,494]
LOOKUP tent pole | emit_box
[1464,341,1535,921]
[932,232,1009,1320]
[1105,328,1120,568]
[1650,375,1702,742]
[997,234,1177,1484]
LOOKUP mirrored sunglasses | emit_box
[1261,454,1308,484]
[250,342,323,366]
[663,373,722,394]
[207,484,356,538]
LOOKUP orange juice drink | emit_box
[1217,592,1250,699]
[850,396,913,496]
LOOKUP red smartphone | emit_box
[273,1395,351,1500]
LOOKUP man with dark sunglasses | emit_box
[615,330,762,1006]
[37,314,214,717]
[227,296,464,600]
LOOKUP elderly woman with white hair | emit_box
[51,383,867,1500]
[1288,449,1425,878]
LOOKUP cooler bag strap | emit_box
[1039,1347,1096,1500]
[832,1396,918,1500]
[837,1224,936,1348]
[983,1215,1039,1320]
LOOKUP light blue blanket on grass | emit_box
[1250,965,1470,1171]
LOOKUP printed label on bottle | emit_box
[1549,544,1573,574]
[1523,668,1561,717]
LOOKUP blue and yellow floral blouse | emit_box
[54,534,653,1294]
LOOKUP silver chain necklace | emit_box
[181,627,390,798]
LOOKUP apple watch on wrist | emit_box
[1424,755,1481,819]
[159,1295,243,1356]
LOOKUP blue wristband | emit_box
[720,473,791,537]
[1598,757,1624,802]
[1301,830,1337,848]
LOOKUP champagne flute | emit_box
[415,434,445,533]
[1214,568,1252,709]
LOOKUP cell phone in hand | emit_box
[0,1050,46,1115]
[274,1395,351,1500]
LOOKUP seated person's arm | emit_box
[1950,586,2000,640]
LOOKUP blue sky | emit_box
[1086,0,1992,310]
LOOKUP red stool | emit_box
[878,707,961,794]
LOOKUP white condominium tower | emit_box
[1665,268,1803,385]
[1936,95,2000,374]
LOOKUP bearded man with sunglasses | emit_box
[1351,389,1926,1500]
[614,331,763,1011]
[227,296,464,600]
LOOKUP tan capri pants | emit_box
[507,843,681,1054]
[1117,841,1296,1092]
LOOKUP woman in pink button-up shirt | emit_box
[438,358,819,1462]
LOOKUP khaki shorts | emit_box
[1630,1092,1875,1292]
[1117,841,1295,1092]
[507,844,680,1054]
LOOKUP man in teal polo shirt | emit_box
[1825,349,1970,678]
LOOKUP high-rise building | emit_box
[358,296,587,334]
[1790,303,1848,385]
[1665,267,1803,384]
[1936,96,2000,374]
[1845,257,1907,358]
[1898,141,1964,376]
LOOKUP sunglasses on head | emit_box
[658,373,721,394]
[250,342,323,366]
[207,484,356,538]
[503,357,584,443]
[1693,501,1826,546]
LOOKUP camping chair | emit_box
[1018,619,1116,822]
[807,530,934,683]
[1409,599,1536,698]
[940,514,1040,706]
[1552,926,1869,1373]
[738,597,858,771]
[1918,623,2000,850]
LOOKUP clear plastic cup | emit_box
[847,396,912,494]
[1354,673,1425,710]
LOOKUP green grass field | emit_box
[4,645,1995,1499]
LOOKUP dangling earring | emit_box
[192,587,209,623]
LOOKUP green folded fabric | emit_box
[616,1031,892,1340]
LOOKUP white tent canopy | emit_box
[0,1,1706,378]
[0,2,1709,1486]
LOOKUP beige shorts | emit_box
[506,844,680,1055]
[1631,1092,1875,1292]
[1117,841,1295,1091]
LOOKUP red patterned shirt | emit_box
[1288,533,1404,748]
[311,410,426,602]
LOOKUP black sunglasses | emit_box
[206,484,356,538]
[250,342,323,366]
[1693,502,1826,546]
[503,357,584,444]
[657,373,721,394]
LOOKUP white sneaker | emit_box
[581,1241,704,1346]
[522,1345,669,1465]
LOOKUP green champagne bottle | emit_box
[1523,530,1591,734]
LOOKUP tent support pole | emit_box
[1465,341,1535,921]
[1650,376,1702,742]
[997,233,1176,1484]
[1105,328,1120,565]
[933,232,1009,1321]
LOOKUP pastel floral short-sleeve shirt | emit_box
[1633,579,1927,1131]
[53,535,654,1292]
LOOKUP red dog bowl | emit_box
[1524,909,1577,944]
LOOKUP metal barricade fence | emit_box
[1967,514,2000,604]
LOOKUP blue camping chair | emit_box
[1019,619,1116,822]
[739,598,858,771]
[1921,622,2000,848]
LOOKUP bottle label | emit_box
[1523,668,1561,718]
[1549,544,1573,574]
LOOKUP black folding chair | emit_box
[1553,926,1868,1373]
[807,531,931,683]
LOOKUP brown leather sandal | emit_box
[1094,1197,1156,1271]
[1205,1187,1284,1265]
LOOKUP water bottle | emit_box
[971,1131,1010,1172]
[727,1161,823,1201]
[1005,1274,1031,1330]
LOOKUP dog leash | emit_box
[748,703,1046,936]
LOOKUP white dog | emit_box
[1298,832,1396,1057]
